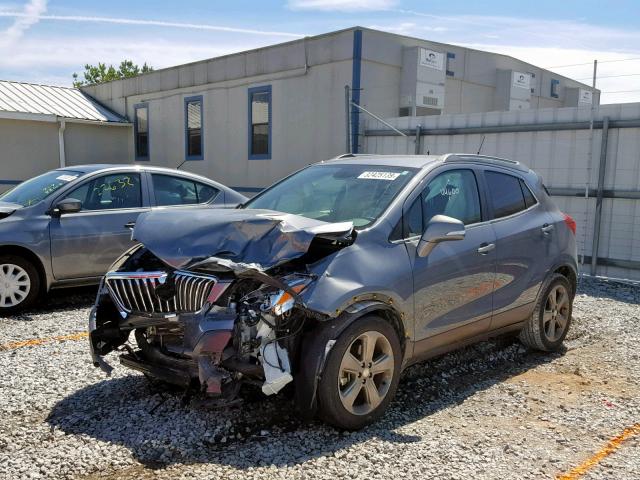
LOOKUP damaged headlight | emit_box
[267,274,314,316]
[234,273,314,396]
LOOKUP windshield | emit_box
[0,170,83,207]
[244,164,417,227]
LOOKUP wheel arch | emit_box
[294,300,407,419]
[0,245,49,293]
[552,263,577,297]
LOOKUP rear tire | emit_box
[0,255,41,315]
[519,273,573,352]
[316,315,401,430]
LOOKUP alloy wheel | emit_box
[0,264,31,308]
[543,284,570,342]
[338,330,395,416]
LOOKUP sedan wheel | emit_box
[338,331,395,416]
[0,263,31,308]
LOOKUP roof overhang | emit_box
[0,110,131,126]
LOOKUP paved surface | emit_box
[0,279,638,479]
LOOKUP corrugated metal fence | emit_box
[363,103,640,281]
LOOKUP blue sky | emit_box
[1,0,639,103]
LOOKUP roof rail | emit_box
[442,154,529,172]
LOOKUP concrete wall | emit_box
[0,119,132,193]
[363,103,640,281]
[0,118,59,191]
[122,59,352,191]
[64,123,133,166]
[84,29,355,192]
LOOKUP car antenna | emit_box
[477,135,486,155]
[176,159,188,170]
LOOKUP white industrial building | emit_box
[0,80,131,191]
[79,27,598,194]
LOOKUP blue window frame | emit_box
[446,52,455,77]
[550,79,560,98]
[134,103,149,161]
[184,95,204,160]
[248,85,272,160]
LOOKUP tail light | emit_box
[563,213,577,235]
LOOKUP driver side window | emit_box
[64,173,142,211]
[401,169,481,238]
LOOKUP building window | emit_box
[134,104,149,160]
[184,96,203,160]
[446,52,455,77]
[551,79,560,98]
[248,85,271,160]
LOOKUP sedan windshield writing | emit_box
[0,170,83,207]
[244,164,417,227]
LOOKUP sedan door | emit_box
[403,168,497,355]
[50,171,150,280]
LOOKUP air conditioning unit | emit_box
[494,69,532,111]
[399,46,446,116]
[564,87,595,107]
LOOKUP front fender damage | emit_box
[89,212,356,405]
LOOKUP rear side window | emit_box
[519,179,537,208]
[485,171,526,219]
[152,174,219,206]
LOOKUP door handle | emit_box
[541,223,555,235]
[124,222,136,230]
[477,243,495,254]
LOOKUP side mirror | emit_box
[417,214,466,257]
[52,198,82,217]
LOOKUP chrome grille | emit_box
[105,270,217,315]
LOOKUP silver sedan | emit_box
[0,164,246,314]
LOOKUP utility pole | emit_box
[581,59,597,271]
[344,85,351,154]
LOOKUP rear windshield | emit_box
[244,163,417,227]
[0,170,83,207]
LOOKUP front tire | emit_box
[0,255,41,315]
[316,315,401,430]
[519,273,573,352]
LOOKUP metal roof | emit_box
[0,80,128,123]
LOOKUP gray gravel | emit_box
[0,278,639,479]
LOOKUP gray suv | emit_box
[90,154,577,430]
[0,165,246,314]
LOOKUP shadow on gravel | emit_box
[0,286,97,320]
[46,336,559,470]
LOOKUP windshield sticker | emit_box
[358,171,402,181]
[56,174,79,182]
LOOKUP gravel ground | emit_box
[0,278,638,480]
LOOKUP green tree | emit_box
[72,60,153,87]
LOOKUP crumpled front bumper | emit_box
[89,299,238,394]
[88,306,114,376]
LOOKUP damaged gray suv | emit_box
[90,154,578,430]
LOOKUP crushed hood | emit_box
[133,208,354,270]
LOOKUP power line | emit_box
[576,72,640,81]
[546,56,640,69]
[601,89,640,94]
